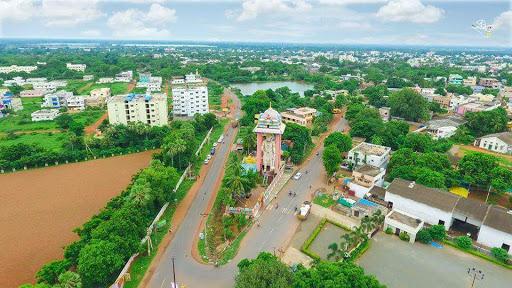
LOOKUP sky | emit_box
[0,0,510,47]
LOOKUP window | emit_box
[438,220,445,226]
[502,243,510,252]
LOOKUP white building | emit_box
[90,88,111,99]
[42,91,85,110]
[3,77,25,87]
[66,63,87,72]
[0,96,23,111]
[26,78,47,84]
[115,71,133,83]
[426,115,466,140]
[0,65,37,74]
[184,71,203,83]
[347,164,386,199]
[450,95,473,109]
[463,76,477,86]
[346,142,391,169]
[83,75,94,81]
[172,85,209,117]
[474,132,512,155]
[384,178,512,254]
[97,77,115,84]
[171,76,185,85]
[107,93,168,126]
[383,209,425,243]
[136,77,162,92]
[31,109,61,122]
[339,54,358,62]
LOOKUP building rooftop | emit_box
[387,178,460,213]
[454,198,490,222]
[351,142,391,156]
[477,132,512,145]
[388,210,423,229]
[355,164,383,177]
[108,93,165,104]
[427,115,467,129]
[483,206,512,235]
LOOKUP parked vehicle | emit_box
[210,147,216,155]
[204,159,210,164]
[207,154,212,160]
[293,172,302,180]
[213,143,218,147]
[297,201,311,220]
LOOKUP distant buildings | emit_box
[31,109,61,122]
[339,54,358,62]
[0,94,23,111]
[97,77,115,84]
[281,107,317,127]
[470,85,485,94]
[463,76,477,86]
[86,88,111,107]
[379,107,391,122]
[83,75,94,81]
[479,78,500,89]
[115,71,133,83]
[66,63,87,72]
[448,74,463,85]
[171,85,209,117]
[107,93,168,126]
[453,101,500,116]
[0,65,37,74]
[185,71,203,83]
[3,77,25,86]
[90,88,111,99]
[42,91,85,110]
[474,132,512,155]
[136,76,162,92]
[346,142,391,169]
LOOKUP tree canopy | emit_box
[387,88,430,121]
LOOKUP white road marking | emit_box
[160,278,167,288]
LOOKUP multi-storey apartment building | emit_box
[0,65,37,74]
[115,71,133,82]
[42,91,85,110]
[171,85,209,117]
[90,88,111,99]
[107,93,168,126]
[479,78,500,89]
[31,109,61,122]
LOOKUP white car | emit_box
[218,136,224,143]
[207,155,212,160]
[294,172,302,180]
[204,159,210,164]
[213,143,218,147]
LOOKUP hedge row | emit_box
[444,240,512,270]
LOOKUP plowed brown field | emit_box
[0,151,155,287]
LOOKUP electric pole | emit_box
[467,268,484,288]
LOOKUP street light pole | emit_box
[467,268,484,288]
[172,256,177,288]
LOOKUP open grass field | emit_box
[80,82,129,95]
[0,131,69,150]
[0,151,156,287]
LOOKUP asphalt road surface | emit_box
[146,98,348,288]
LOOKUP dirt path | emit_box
[0,151,156,287]
[126,82,136,93]
[77,82,94,94]
[85,110,108,135]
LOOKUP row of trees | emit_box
[322,132,352,175]
[27,160,181,288]
[235,252,384,288]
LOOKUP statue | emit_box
[261,134,276,171]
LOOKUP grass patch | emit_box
[444,240,512,270]
[313,194,337,208]
[219,230,248,266]
[81,82,129,95]
[0,131,69,151]
[459,148,512,167]
[64,79,93,93]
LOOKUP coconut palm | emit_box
[224,165,249,199]
[360,216,376,234]
[164,143,177,167]
[371,209,385,227]
[243,133,257,155]
[174,138,187,168]
[327,242,345,261]
[128,179,153,207]
[340,233,355,250]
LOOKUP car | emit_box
[204,159,210,164]
[210,147,216,155]
[213,143,218,147]
[218,136,224,143]
[294,172,302,180]
[207,155,212,160]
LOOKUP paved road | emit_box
[146,101,348,288]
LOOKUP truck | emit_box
[297,201,311,220]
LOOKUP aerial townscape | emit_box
[0,1,511,288]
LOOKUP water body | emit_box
[231,81,314,97]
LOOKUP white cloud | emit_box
[319,0,387,4]
[376,0,444,23]
[338,21,372,29]
[107,4,177,39]
[493,10,511,31]
[0,0,37,36]
[81,29,102,37]
[228,0,312,21]
[41,0,105,27]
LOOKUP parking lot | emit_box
[356,233,512,288]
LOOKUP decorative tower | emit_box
[253,104,286,174]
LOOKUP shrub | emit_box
[385,227,392,234]
[509,196,512,205]
[416,230,432,244]
[456,236,473,250]
[223,228,233,240]
[491,247,510,263]
[428,225,446,241]
[399,232,410,242]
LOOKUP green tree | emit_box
[55,114,75,129]
[243,132,257,155]
[388,88,430,121]
[465,107,508,137]
[434,87,447,96]
[327,242,347,262]
[324,132,352,153]
[416,230,432,244]
[322,145,342,175]
[224,164,249,199]
[78,240,125,287]
[458,152,498,188]
[69,122,85,136]
[490,166,512,194]
[456,236,473,249]
[35,260,71,285]
[491,247,510,263]
[55,271,82,288]
[235,253,293,288]
[428,225,446,242]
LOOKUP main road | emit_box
[146,98,348,288]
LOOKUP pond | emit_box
[230,81,314,97]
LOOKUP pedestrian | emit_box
[168,227,172,233]
[293,192,297,197]
[257,221,260,227]
[274,195,277,200]
[276,203,279,209]
[309,185,312,189]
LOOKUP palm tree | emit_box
[360,216,376,234]
[128,179,153,207]
[164,144,177,167]
[224,165,249,199]
[340,233,354,250]
[174,138,187,169]
[327,242,345,261]
[371,209,385,228]
[226,153,241,173]
[243,133,257,155]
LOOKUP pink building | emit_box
[453,102,500,115]
[253,105,286,174]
